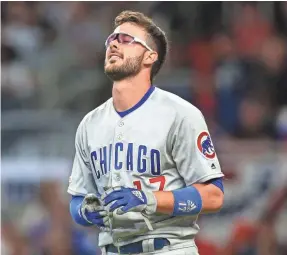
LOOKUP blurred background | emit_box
[1,1,287,255]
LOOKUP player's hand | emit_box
[81,193,111,231]
[102,187,157,215]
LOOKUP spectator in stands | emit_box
[212,32,247,136]
[1,2,43,60]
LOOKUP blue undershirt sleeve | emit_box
[207,177,224,193]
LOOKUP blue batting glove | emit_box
[102,187,157,215]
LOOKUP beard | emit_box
[104,55,143,81]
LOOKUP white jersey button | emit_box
[115,175,121,181]
[119,121,124,127]
[117,133,123,140]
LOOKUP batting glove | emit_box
[80,193,111,231]
[102,187,157,216]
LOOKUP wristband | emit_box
[70,196,93,226]
[172,186,202,216]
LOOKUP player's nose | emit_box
[109,39,120,50]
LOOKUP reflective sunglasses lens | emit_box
[105,33,117,47]
[118,33,134,44]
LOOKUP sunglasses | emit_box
[105,32,153,51]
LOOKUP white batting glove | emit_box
[80,193,112,231]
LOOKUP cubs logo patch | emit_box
[197,131,216,159]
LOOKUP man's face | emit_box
[104,23,151,81]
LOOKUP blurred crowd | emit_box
[2,181,101,255]
[2,2,287,140]
[1,2,287,255]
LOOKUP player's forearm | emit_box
[154,183,224,215]
[193,183,224,213]
[153,191,174,214]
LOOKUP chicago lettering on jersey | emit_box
[90,142,161,179]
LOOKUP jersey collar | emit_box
[116,86,155,118]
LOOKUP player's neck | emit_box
[112,75,151,112]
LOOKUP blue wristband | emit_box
[172,186,202,216]
[70,196,93,226]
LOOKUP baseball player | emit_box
[68,11,224,255]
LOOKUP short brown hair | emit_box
[114,10,168,81]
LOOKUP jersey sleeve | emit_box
[171,109,224,186]
[67,118,98,196]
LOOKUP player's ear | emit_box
[143,51,158,66]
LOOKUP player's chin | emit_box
[105,62,122,71]
[105,65,117,73]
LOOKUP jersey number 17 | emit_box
[133,176,166,191]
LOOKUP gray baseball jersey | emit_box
[68,86,224,248]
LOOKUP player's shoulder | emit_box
[78,98,113,128]
[153,87,203,119]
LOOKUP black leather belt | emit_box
[106,238,170,254]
